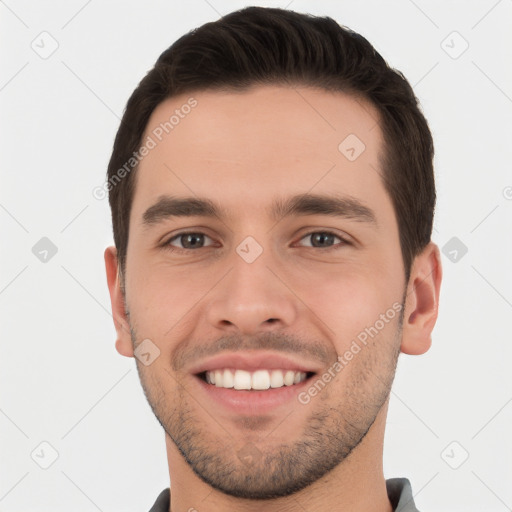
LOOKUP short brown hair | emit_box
[107,6,435,283]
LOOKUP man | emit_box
[104,6,442,512]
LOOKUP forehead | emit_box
[131,85,390,226]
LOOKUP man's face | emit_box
[122,86,407,498]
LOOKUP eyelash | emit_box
[161,230,350,254]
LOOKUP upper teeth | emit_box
[205,369,308,390]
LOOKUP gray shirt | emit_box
[148,478,420,511]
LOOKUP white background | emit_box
[1,1,511,511]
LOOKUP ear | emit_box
[104,246,134,357]
[401,242,442,355]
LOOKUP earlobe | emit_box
[104,246,134,358]
[401,242,442,355]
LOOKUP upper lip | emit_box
[188,351,322,375]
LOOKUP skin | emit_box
[105,85,442,512]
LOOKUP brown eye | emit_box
[297,231,348,250]
[165,232,214,251]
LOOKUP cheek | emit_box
[289,263,403,348]
[126,260,217,337]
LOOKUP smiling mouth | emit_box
[197,368,316,391]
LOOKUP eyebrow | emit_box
[142,193,377,228]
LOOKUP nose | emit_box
[205,246,298,335]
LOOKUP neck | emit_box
[164,403,393,512]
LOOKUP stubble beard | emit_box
[131,311,403,499]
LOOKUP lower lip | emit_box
[193,375,313,415]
